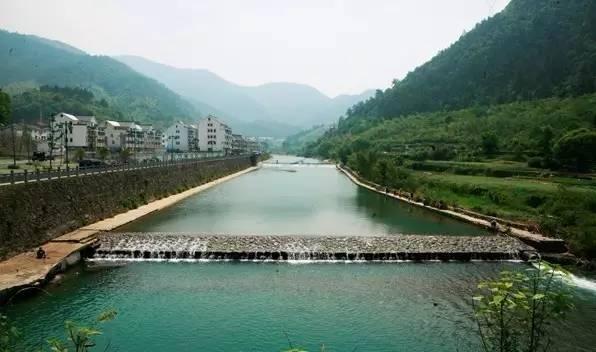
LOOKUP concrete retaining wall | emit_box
[0,157,252,259]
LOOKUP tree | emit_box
[119,148,132,163]
[74,148,86,162]
[481,132,499,156]
[0,90,10,126]
[553,128,596,172]
[473,261,574,352]
[97,147,110,161]
[537,126,554,161]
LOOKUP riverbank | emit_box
[0,165,259,304]
[337,164,567,253]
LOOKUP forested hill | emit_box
[342,0,596,126]
[0,30,197,125]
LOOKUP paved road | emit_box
[0,156,243,186]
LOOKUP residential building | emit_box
[231,134,248,155]
[139,124,164,153]
[163,121,198,152]
[48,112,79,155]
[102,120,142,151]
[197,115,232,154]
[245,137,260,153]
[118,122,144,152]
[75,116,98,150]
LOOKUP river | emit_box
[5,155,596,351]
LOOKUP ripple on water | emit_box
[6,262,596,352]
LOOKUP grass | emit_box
[420,172,596,194]
[402,167,596,258]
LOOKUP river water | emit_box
[119,155,484,235]
[5,156,596,351]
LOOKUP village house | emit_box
[231,133,248,155]
[101,120,143,152]
[197,115,232,154]
[139,124,164,154]
[163,121,198,152]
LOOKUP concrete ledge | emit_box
[0,240,95,304]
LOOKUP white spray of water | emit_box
[530,262,596,293]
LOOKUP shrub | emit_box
[553,128,596,172]
[527,157,544,168]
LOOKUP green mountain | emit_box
[341,0,596,127]
[115,55,374,135]
[0,30,197,126]
[9,85,125,124]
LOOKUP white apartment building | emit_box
[197,115,232,154]
[139,124,164,153]
[163,121,198,152]
[102,120,142,151]
[48,113,98,152]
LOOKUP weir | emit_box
[90,233,535,262]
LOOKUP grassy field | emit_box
[403,168,596,258]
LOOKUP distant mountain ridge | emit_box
[115,55,374,133]
[0,30,197,126]
[0,29,374,136]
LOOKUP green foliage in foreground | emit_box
[473,261,574,352]
[279,262,574,352]
[0,310,116,352]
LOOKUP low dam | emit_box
[91,232,534,261]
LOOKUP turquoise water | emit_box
[6,156,596,351]
[119,157,485,236]
[6,262,596,351]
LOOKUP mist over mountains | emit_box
[0,29,372,137]
[115,55,374,136]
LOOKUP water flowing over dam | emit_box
[91,232,534,262]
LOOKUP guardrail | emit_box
[0,155,249,186]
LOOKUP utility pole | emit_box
[64,121,72,166]
[10,121,17,169]
[48,114,56,169]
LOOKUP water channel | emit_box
[6,156,596,351]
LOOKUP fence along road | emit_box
[0,156,246,187]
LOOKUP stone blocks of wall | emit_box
[0,157,252,259]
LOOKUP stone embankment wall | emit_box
[0,157,252,259]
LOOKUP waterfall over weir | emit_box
[90,233,534,262]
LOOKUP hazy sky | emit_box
[0,0,510,97]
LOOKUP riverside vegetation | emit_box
[300,0,596,261]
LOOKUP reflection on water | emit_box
[120,156,486,235]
